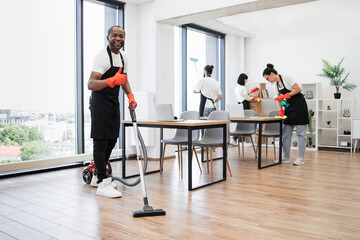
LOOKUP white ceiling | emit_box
[119,0,318,35]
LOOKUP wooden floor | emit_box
[0,146,360,240]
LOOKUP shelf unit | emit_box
[317,98,354,151]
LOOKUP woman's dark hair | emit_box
[262,63,277,76]
[204,65,214,76]
[237,73,248,85]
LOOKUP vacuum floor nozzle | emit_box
[132,205,166,218]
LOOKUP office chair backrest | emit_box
[235,110,256,132]
[263,110,280,133]
[202,111,230,142]
[174,110,200,141]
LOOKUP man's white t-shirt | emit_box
[235,85,247,103]
[193,77,222,108]
[92,48,128,75]
[273,74,296,95]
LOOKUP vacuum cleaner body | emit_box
[82,159,112,184]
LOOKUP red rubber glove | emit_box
[278,110,285,117]
[106,67,127,88]
[127,93,137,109]
[275,92,291,102]
[250,87,260,93]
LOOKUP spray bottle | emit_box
[280,99,290,108]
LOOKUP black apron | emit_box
[90,46,124,139]
[199,93,216,117]
[238,100,250,110]
[277,75,309,125]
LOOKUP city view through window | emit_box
[0,0,76,165]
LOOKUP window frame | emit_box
[180,24,225,112]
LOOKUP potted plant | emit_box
[317,57,357,99]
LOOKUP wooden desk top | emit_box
[121,119,230,126]
[199,117,283,122]
[230,117,283,122]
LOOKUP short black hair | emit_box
[204,65,214,75]
[263,63,277,76]
[237,73,248,85]
[107,25,124,37]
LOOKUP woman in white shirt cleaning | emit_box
[235,73,259,109]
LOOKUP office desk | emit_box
[121,120,230,191]
[230,117,283,169]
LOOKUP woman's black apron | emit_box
[238,100,250,110]
[90,46,124,139]
[277,75,309,125]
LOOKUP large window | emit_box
[0,0,124,173]
[0,0,75,165]
[83,1,124,154]
[180,25,225,112]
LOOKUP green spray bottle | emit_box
[280,99,290,108]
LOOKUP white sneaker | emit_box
[274,156,290,163]
[230,139,237,145]
[293,158,304,165]
[91,175,117,188]
[96,177,122,198]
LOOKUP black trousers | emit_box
[93,138,117,183]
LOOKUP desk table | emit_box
[230,117,284,169]
[121,120,230,191]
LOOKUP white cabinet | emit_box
[317,98,354,151]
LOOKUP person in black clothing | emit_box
[88,26,137,197]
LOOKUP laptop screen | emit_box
[154,104,174,121]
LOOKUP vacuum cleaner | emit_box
[82,103,165,217]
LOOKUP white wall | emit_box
[242,0,360,116]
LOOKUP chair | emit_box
[160,111,202,177]
[230,110,257,161]
[256,110,280,160]
[192,111,232,180]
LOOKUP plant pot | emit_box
[334,93,341,99]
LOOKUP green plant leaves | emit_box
[317,57,357,93]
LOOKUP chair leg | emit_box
[210,147,213,181]
[241,136,245,161]
[177,145,180,171]
[180,144,183,178]
[160,143,167,173]
[250,135,257,161]
[193,146,202,173]
[273,137,276,160]
[237,137,241,158]
[225,144,232,177]
[206,147,209,173]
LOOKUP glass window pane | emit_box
[0,0,75,164]
[186,29,220,111]
[83,2,122,154]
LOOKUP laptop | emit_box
[225,104,245,118]
[154,104,184,122]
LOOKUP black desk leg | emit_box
[258,123,262,169]
[258,120,282,169]
[223,124,227,179]
[160,128,163,170]
[122,123,126,179]
[187,127,193,191]
[279,120,283,163]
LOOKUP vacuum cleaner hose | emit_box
[112,120,148,187]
